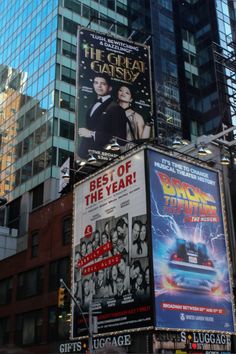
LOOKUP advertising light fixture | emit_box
[198,144,208,156]
[87,153,97,164]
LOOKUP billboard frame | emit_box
[146,145,235,334]
[75,26,154,162]
[71,145,155,340]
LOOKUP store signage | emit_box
[181,332,231,345]
[58,334,131,353]
[156,331,231,345]
[93,334,131,350]
[59,342,83,353]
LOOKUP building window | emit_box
[17,115,24,132]
[15,141,23,158]
[159,0,172,11]
[62,41,76,60]
[60,92,75,112]
[0,317,10,345]
[21,161,32,183]
[91,8,99,23]
[117,1,127,16]
[15,310,43,345]
[58,148,73,166]
[32,183,44,209]
[100,13,111,29]
[64,0,81,15]
[82,4,91,19]
[0,208,5,226]
[23,133,34,155]
[13,169,21,187]
[0,277,13,305]
[7,197,21,230]
[33,153,45,176]
[34,124,47,146]
[63,18,78,35]
[46,147,56,167]
[31,231,39,258]
[117,24,128,37]
[48,306,70,342]
[49,257,70,292]
[25,106,36,126]
[17,267,44,300]
[60,120,74,140]
[61,66,76,86]
[62,216,72,245]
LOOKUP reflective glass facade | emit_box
[0,0,58,201]
[150,0,182,144]
[216,0,236,127]
[126,1,182,145]
[0,0,129,204]
[175,0,235,139]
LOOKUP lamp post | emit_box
[59,278,96,354]
[88,303,93,354]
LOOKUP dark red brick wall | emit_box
[0,192,73,353]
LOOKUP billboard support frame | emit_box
[144,147,156,329]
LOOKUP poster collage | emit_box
[74,213,150,310]
[72,150,152,336]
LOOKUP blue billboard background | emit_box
[148,150,234,332]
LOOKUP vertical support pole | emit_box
[88,302,93,354]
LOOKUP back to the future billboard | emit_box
[148,149,235,332]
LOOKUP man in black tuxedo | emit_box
[115,274,128,300]
[78,73,127,159]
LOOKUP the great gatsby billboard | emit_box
[72,150,153,338]
[148,149,235,332]
[76,28,153,161]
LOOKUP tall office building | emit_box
[0,0,131,239]
[0,0,235,238]
[173,0,236,139]
[128,0,182,144]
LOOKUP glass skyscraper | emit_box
[173,0,236,139]
[0,0,131,233]
[0,1,58,232]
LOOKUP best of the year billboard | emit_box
[76,28,153,161]
[72,150,153,338]
[148,149,235,332]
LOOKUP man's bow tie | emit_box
[96,98,103,103]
